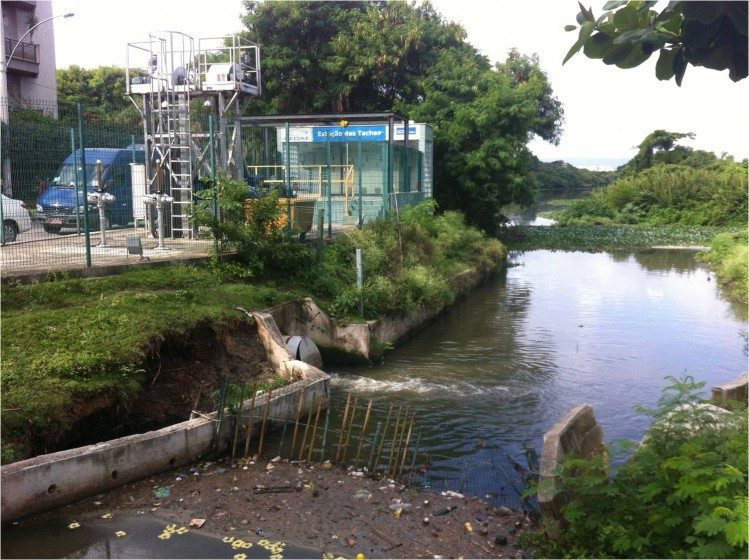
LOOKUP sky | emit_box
[48,0,748,169]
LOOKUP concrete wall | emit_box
[538,404,605,534]
[712,373,748,404]
[267,266,496,362]
[0,364,329,522]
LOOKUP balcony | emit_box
[5,38,40,77]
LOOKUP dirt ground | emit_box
[30,457,531,559]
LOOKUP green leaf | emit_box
[724,519,749,547]
[563,21,596,64]
[613,3,642,30]
[682,1,724,25]
[564,24,578,32]
[584,32,614,59]
[602,0,627,11]
[656,48,676,80]
[602,42,634,65]
[673,48,688,86]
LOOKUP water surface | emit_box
[332,249,746,471]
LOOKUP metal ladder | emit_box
[152,90,194,238]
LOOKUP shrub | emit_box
[529,376,748,559]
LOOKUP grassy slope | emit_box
[0,267,297,463]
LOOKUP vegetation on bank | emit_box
[498,224,741,252]
[523,376,748,559]
[553,161,747,227]
[1,193,504,464]
[698,231,749,304]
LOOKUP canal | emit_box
[331,249,747,482]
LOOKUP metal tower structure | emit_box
[126,31,262,239]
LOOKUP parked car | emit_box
[1,194,32,243]
[36,147,145,234]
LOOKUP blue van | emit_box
[37,147,145,234]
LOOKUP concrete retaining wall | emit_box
[538,404,605,534]
[1,365,329,522]
[267,265,496,362]
[712,373,748,403]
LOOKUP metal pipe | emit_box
[231,386,245,460]
[340,396,359,463]
[307,395,323,462]
[319,409,330,462]
[357,141,363,228]
[373,403,393,474]
[335,393,352,463]
[290,387,306,459]
[397,414,415,477]
[368,421,382,472]
[257,388,273,458]
[354,400,373,466]
[242,383,258,459]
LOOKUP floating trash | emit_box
[154,486,172,499]
[115,530,126,537]
[67,522,80,529]
[222,536,235,543]
[101,513,113,519]
[234,554,247,560]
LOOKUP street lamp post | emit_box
[0,12,74,123]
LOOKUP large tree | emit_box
[242,1,563,232]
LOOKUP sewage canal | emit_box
[332,249,747,481]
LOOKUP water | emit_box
[331,249,747,477]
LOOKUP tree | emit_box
[242,1,563,233]
[564,1,748,85]
[627,129,695,171]
[57,66,139,126]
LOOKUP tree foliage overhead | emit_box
[564,1,748,85]
[57,65,139,126]
[242,1,563,233]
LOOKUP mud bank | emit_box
[4,458,529,559]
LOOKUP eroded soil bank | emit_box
[5,458,529,559]
[39,319,275,457]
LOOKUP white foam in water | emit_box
[332,375,510,396]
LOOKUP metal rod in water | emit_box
[386,407,404,477]
[368,421,382,472]
[243,383,258,459]
[335,393,352,463]
[319,409,330,462]
[257,388,273,458]
[340,396,359,463]
[298,401,314,461]
[373,403,394,473]
[307,395,324,462]
[409,432,421,472]
[397,414,416,477]
[354,400,373,466]
[231,386,246,460]
[290,387,306,458]
[277,421,288,458]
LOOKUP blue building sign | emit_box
[312,125,387,142]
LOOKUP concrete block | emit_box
[712,373,748,404]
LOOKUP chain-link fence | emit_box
[1,100,434,275]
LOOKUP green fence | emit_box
[1,99,430,275]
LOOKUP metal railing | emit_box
[4,38,39,64]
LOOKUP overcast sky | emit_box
[49,0,748,168]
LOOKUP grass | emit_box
[698,230,748,304]
[498,225,743,252]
